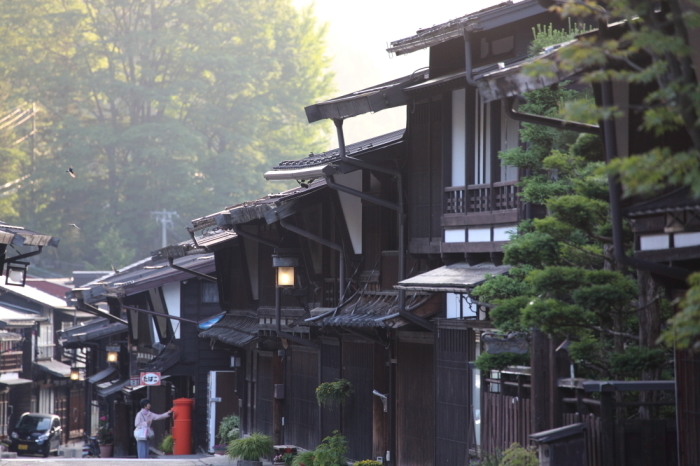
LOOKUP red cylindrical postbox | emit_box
[172,398,194,455]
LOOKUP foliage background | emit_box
[0,0,334,273]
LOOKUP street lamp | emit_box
[70,367,80,381]
[5,261,29,287]
[106,345,120,363]
[272,251,299,339]
[272,253,298,288]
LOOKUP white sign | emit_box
[140,372,161,386]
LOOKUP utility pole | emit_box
[150,210,178,248]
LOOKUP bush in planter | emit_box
[159,435,174,454]
[218,414,240,444]
[354,461,382,466]
[227,432,273,463]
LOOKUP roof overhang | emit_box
[305,74,428,123]
[387,0,545,56]
[35,359,72,378]
[475,40,588,103]
[263,164,339,182]
[0,373,32,386]
[0,223,59,247]
[395,262,510,293]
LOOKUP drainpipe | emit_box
[167,256,217,283]
[327,119,432,331]
[277,218,345,303]
[599,80,689,281]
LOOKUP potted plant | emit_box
[315,379,353,409]
[159,434,174,455]
[96,415,114,458]
[226,432,273,466]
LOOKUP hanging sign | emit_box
[140,372,162,386]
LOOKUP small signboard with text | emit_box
[140,372,162,386]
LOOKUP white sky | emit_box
[292,0,506,146]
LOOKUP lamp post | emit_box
[70,367,80,381]
[272,251,298,337]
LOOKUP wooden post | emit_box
[530,329,551,433]
[600,390,615,466]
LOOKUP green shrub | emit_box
[291,451,315,466]
[217,414,240,444]
[501,443,538,466]
[313,431,348,466]
[227,432,273,461]
[354,461,382,466]
[159,434,173,454]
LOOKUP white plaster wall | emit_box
[452,89,466,187]
[468,227,491,242]
[640,234,669,251]
[162,282,181,339]
[493,225,516,242]
[675,231,700,248]
[335,171,363,254]
[444,228,466,243]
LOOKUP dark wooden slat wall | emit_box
[256,353,274,437]
[435,328,471,466]
[406,101,433,243]
[320,341,341,439]
[430,99,443,241]
[342,338,374,462]
[396,339,435,466]
[285,347,319,451]
[677,349,700,466]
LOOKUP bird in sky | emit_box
[69,223,79,229]
[66,167,76,178]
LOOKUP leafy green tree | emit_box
[0,0,333,271]
[473,24,672,385]
[539,0,700,350]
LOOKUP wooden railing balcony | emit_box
[445,180,519,214]
[0,351,23,372]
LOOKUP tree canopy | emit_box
[0,0,334,272]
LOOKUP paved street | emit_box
[0,453,274,466]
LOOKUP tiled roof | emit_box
[270,130,404,171]
[199,314,258,347]
[0,222,59,247]
[306,291,433,329]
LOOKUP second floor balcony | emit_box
[445,180,519,214]
[0,351,23,372]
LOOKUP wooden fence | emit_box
[563,413,601,466]
[482,392,531,454]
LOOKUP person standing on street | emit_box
[134,398,172,458]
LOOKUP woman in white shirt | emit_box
[134,398,172,458]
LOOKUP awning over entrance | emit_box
[395,262,510,293]
[199,314,258,347]
[35,359,72,378]
[59,318,128,348]
[305,291,437,329]
[0,373,32,386]
[96,379,130,397]
[87,366,118,384]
